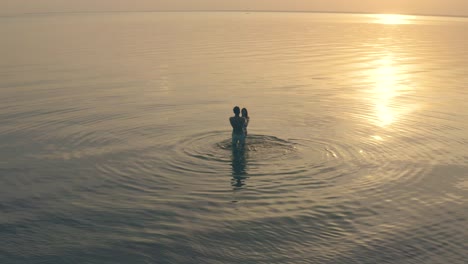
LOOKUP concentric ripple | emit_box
[161,131,302,176]
[159,131,363,183]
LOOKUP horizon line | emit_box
[1,10,468,19]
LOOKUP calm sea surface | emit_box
[1,12,467,263]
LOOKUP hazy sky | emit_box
[2,0,468,17]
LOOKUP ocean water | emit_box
[1,12,467,263]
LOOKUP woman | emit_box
[241,108,249,136]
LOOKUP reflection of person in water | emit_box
[231,147,247,188]
[229,106,246,148]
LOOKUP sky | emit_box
[1,0,468,17]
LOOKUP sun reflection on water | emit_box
[365,53,416,130]
[374,56,398,127]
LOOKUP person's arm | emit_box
[229,117,234,128]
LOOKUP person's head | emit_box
[233,106,240,116]
[241,108,248,118]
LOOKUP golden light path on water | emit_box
[374,55,399,127]
[365,51,418,139]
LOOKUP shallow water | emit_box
[1,12,467,263]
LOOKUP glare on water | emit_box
[371,14,415,25]
[365,53,418,128]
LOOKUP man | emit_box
[229,106,246,148]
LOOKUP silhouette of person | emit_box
[230,106,246,148]
[241,108,249,136]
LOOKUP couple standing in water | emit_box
[229,106,249,148]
